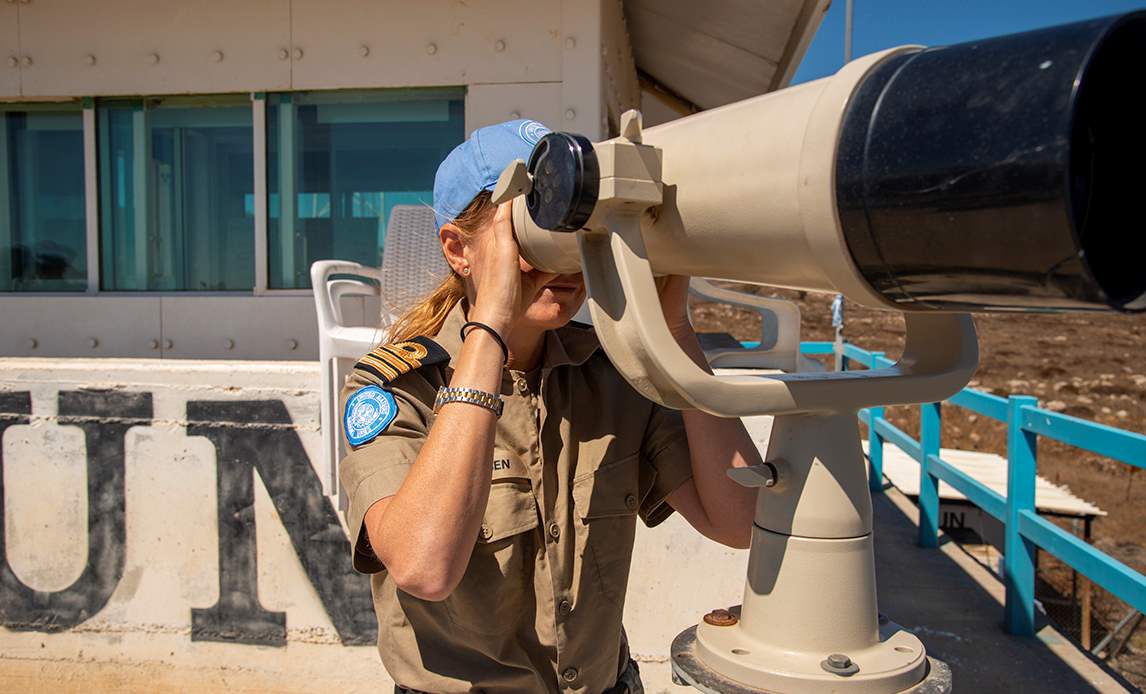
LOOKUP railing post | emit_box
[918,401,942,548]
[867,351,886,493]
[1005,395,1039,636]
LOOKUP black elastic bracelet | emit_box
[460,321,509,365]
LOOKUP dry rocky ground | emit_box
[691,285,1146,687]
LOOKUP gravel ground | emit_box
[690,284,1146,687]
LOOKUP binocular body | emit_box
[513,11,1145,315]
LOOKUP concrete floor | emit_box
[873,486,1128,693]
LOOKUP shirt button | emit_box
[516,378,528,394]
[559,599,572,616]
[547,521,561,540]
[625,494,638,511]
[479,526,493,541]
[561,667,579,683]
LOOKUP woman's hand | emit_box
[467,202,527,335]
[467,201,558,339]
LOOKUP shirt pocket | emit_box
[444,479,538,636]
[572,452,641,607]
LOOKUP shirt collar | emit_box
[434,302,599,371]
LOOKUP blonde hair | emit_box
[387,191,498,343]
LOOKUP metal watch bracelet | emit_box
[433,386,505,418]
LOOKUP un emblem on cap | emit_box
[518,120,549,145]
[344,385,398,446]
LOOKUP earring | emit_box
[461,266,471,276]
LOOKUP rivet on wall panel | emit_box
[26,338,37,350]
[426,43,438,55]
[565,36,577,50]
[148,53,161,65]
[224,338,235,350]
[212,50,225,63]
[85,54,97,66]
[510,110,521,119]
[163,339,173,350]
[287,339,299,351]
[565,108,576,121]
[6,56,16,68]
[360,44,370,58]
[149,339,159,350]
[495,39,506,53]
[292,47,304,61]
[88,338,99,349]
[20,56,31,67]
[278,48,290,61]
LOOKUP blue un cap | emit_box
[432,119,551,230]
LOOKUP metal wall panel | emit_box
[466,82,563,133]
[0,2,19,98]
[17,0,291,97]
[290,0,562,91]
[561,0,605,140]
[0,296,162,358]
[160,295,317,360]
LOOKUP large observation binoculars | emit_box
[510,11,1144,315]
[493,11,1145,694]
[494,10,1145,421]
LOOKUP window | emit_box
[98,96,254,291]
[266,89,464,289]
[0,105,87,292]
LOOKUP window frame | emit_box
[0,100,90,294]
[2,86,466,297]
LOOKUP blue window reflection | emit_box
[98,97,254,291]
[266,90,463,289]
[0,107,87,292]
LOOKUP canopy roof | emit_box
[624,0,829,110]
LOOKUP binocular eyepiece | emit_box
[520,11,1146,314]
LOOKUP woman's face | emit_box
[448,213,587,332]
[515,258,587,331]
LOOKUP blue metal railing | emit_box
[793,340,1146,636]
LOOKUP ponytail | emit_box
[387,273,465,343]
[384,190,498,343]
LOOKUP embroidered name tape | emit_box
[344,385,398,447]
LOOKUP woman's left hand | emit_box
[657,275,694,340]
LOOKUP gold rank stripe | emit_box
[372,346,411,374]
[358,353,401,382]
[353,338,445,385]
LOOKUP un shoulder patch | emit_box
[344,385,398,447]
[354,335,449,386]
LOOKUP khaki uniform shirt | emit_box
[339,304,694,693]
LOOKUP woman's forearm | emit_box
[366,329,504,600]
[675,328,760,547]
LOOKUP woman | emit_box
[340,119,760,694]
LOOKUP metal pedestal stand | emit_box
[668,413,954,694]
[671,625,952,694]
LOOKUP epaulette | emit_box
[354,336,450,386]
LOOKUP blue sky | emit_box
[793,0,1146,83]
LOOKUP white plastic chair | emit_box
[311,204,447,504]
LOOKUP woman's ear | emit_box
[439,224,468,275]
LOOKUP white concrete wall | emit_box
[0,358,747,691]
[0,0,612,139]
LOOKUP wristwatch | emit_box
[434,386,505,418]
